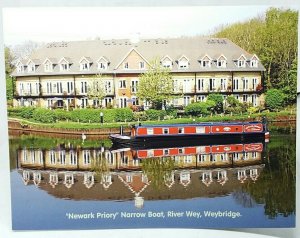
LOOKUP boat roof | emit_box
[135,121,262,128]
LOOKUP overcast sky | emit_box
[1,6,295,46]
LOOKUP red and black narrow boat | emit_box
[109,120,270,147]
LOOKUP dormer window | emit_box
[17,65,24,73]
[79,57,92,71]
[178,55,189,69]
[44,59,54,72]
[237,55,247,68]
[60,62,69,71]
[27,62,36,72]
[238,60,246,68]
[250,55,259,68]
[216,55,227,68]
[161,55,173,69]
[97,57,109,71]
[80,62,89,71]
[124,62,129,69]
[98,62,107,70]
[59,58,71,71]
[200,54,212,68]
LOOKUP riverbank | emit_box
[8,111,296,139]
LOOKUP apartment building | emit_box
[11,37,265,109]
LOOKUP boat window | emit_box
[164,149,169,155]
[163,128,169,134]
[196,127,205,133]
[178,127,184,134]
[147,128,154,135]
[178,148,183,154]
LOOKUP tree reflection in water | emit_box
[142,157,175,190]
[239,134,295,219]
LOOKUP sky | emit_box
[2,6,276,46]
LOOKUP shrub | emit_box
[207,94,224,113]
[19,107,36,119]
[53,109,71,121]
[114,108,134,122]
[145,109,167,120]
[185,101,215,116]
[32,108,57,123]
[265,89,285,111]
[133,111,148,121]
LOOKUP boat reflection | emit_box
[16,139,267,208]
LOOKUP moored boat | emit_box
[109,120,269,147]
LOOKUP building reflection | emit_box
[16,140,266,208]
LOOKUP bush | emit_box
[145,109,167,120]
[133,111,148,121]
[265,89,285,111]
[185,101,215,116]
[19,107,36,119]
[53,109,71,121]
[32,108,57,123]
[114,108,134,122]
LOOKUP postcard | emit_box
[3,5,297,231]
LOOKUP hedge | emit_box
[145,109,167,120]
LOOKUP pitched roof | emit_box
[12,36,265,76]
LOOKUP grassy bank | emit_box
[8,110,296,130]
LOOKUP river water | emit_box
[9,123,296,230]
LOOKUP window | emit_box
[178,128,184,134]
[147,128,154,135]
[217,60,226,68]
[28,63,35,72]
[201,60,211,68]
[119,80,126,89]
[81,98,88,108]
[119,97,127,108]
[242,78,249,90]
[209,78,215,91]
[35,83,39,94]
[179,61,188,69]
[67,81,74,94]
[178,148,183,154]
[81,82,87,94]
[252,94,258,106]
[60,63,69,71]
[197,95,206,102]
[104,97,112,107]
[162,60,172,68]
[163,128,169,134]
[80,62,89,71]
[69,150,77,165]
[131,97,139,106]
[197,78,205,91]
[83,150,90,165]
[126,175,132,183]
[17,64,24,73]
[243,94,248,103]
[47,99,53,109]
[183,79,191,93]
[26,83,32,94]
[98,62,107,70]
[164,149,169,155]
[252,78,258,90]
[183,96,190,106]
[47,82,53,94]
[250,60,258,67]
[124,62,129,69]
[49,150,56,165]
[44,62,53,72]
[105,81,112,94]
[220,78,227,91]
[139,62,145,69]
[233,78,239,91]
[238,60,246,68]
[131,80,138,93]
[56,82,63,94]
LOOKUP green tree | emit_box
[207,93,224,113]
[282,58,297,105]
[87,74,106,108]
[265,89,285,111]
[215,8,298,93]
[5,47,15,102]
[184,100,216,116]
[137,59,174,110]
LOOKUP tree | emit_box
[184,100,216,116]
[137,59,175,110]
[282,58,297,105]
[5,47,14,75]
[87,75,106,108]
[265,89,285,111]
[207,93,224,113]
[214,8,298,94]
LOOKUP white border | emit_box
[0,1,299,238]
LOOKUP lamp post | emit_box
[100,112,104,124]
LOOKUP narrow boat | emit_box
[109,120,270,147]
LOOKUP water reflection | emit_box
[16,138,267,208]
